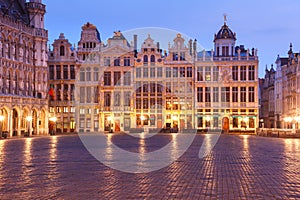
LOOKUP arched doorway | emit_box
[40,110,46,135]
[12,109,19,136]
[0,108,8,133]
[222,117,229,133]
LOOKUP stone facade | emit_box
[0,0,48,137]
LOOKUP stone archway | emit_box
[0,108,9,133]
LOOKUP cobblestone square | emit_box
[0,134,300,199]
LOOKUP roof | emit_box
[214,23,236,41]
[198,50,212,57]
[108,31,130,47]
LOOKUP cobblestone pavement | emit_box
[0,134,300,199]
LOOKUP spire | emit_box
[288,43,293,55]
[265,64,268,72]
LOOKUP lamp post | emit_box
[0,115,4,138]
[26,116,32,137]
[49,116,57,135]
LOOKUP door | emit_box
[222,117,229,133]
[115,120,120,132]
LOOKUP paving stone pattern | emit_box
[0,134,300,199]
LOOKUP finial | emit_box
[223,13,228,25]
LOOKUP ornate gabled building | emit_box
[97,31,135,132]
[0,0,48,137]
[195,21,259,133]
[272,44,300,129]
[48,20,259,134]
[48,33,76,133]
[260,65,276,128]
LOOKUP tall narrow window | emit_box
[94,68,99,82]
[241,87,246,102]
[232,66,238,81]
[213,66,219,81]
[240,66,247,81]
[86,67,91,81]
[94,87,99,103]
[56,65,61,80]
[221,87,230,102]
[232,87,238,102]
[157,67,162,77]
[249,87,255,102]
[150,55,155,63]
[180,52,185,61]
[80,68,85,81]
[114,92,121,106]
[136,68,141,78]
[49,65,54,80]
[143,68,148,78]
[70,65,75,79]
[124,92,131,106]
[86,87,91,103]
[150,68,155,78]
[114,71,121,86]
[180,67,185,77]
[124,72,131,85]
[104,72,111,86]
[166,67,172,78]
[205,87,211,102]
[248,66,255,81]
[187,67,193,77]
[173,67,178,78]
[173,53,178,61]
[60,45,65,56]
[63,84,68,101]
[114,57,120,66]
[80,87,85,103]
[63,65,68,79]
[124,57,130,66]
[197,87,203,102]
[104,92,111,107]
[143,55,148,65]
[213,87,219,102]
[226,87,230,102]
[205,66,211,81]
[197,67,203,81]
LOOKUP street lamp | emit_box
[0,115,4,138]
[26,116,32,137]
[49,116,57,135]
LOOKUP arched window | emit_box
[143,55,148,66]
[150,55,155,63]
[60,45,65,56]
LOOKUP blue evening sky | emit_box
[43,0,300,78]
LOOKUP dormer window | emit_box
[60,45,65,56]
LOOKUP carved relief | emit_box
[220,67,232,83]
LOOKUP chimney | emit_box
[133,34,138,51]
[193,39,197,56]
[189,39,193,56]
[157,42,160,51]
